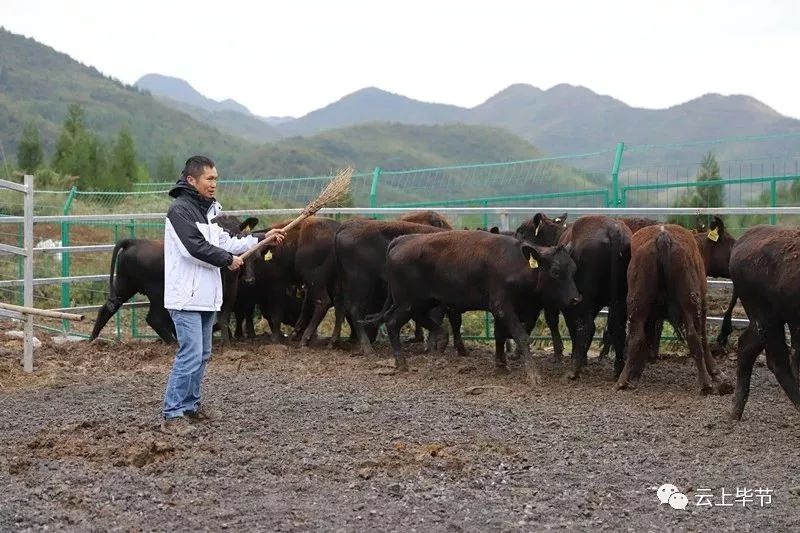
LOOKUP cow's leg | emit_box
[565,309,595,381]
[596,326,611,362]
[788,324,800,382]
[608,299,628,379]
[385,304,415,371]
[764,326,800,413]
[89,280,137,341]
[300,286,332,347]
[714,288,738,355]
[345,289,375,355]
[495,303,541,386]
[292,290,313,341]
[616,313,649,390]
[447,311,468,357]
[422,307,448,354]
[261,293,287,343]
[646,317,663,363]
[730,324,766,421]
[147,305,176,344]
[493,322,509,371]
[327,293,345,348]
[699,309,732,395]
[234,308,245,339]
[685,316,715,395]
[544,307,564,362]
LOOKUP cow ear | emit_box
[490,226,500,234]
[240,217,258,233]
[521,243,548,269]
[533,213,544,227]
[711,216,725,235]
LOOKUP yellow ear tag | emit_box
[534,224,540,237]
[243,224,251,233]
[529,256,538,269]
[263,250,273,261]
[296,288,302,298]
[707,228,719,242]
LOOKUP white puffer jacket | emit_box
[164,181,258,311]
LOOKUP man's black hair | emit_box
[181,155,216,180]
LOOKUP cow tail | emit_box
[607,223,628,346]
[360,292,395,328]
[655,230,685,344]
[109,238,133,297]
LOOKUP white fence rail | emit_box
[3,204,784,352]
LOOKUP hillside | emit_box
[276,87,467,137]
[273,84,800,172]
[0,29,254,173]
[227,123,603,206]
[230,122,548,176]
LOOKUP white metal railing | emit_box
[2,205,778,341]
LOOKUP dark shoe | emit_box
[185,405,220,422]
[160,416,195,436]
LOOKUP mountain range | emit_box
[2,25,799,192]
[136,74,800,169]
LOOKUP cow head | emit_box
[521,241,581,309]
[695,216,735,278]
[211,215,260,285]
[514,213,568,246]
[399,210,453,229]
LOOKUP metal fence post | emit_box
[610,142,625,206]
[770,179,778,225]
[16,222,23,305]
[369,167,382,209]
[60,186,78,332]
[23,174,34,372]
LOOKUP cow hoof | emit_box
[494,366,510,375]
[396,361,409,372]
[615,380,631,390]
[565,370,580,381]
[550,352,563,363]
[508,352,521,361]
[456,349,470,358]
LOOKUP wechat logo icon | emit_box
[657,484,689,510]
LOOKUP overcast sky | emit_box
[2,0,798,119]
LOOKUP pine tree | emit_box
[108,126,137,191]
[16,121,43,172]
[52,104,95,181]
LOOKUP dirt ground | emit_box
[1,326,799,532]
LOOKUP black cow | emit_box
[90,215,256,344]
[333,218,453,355]
[729,225,800,420]
[212,215,259,345]
[89,238,175,343]
[363,231,580,384]
[545,216,631,379]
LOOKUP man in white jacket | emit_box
[161,155,284,435]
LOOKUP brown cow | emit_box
[363,230,581,383]
[616,224,731,393]
[333,218,452,354]
[618,217,659,235]
[398,210,453,229]
[729,225,800,420]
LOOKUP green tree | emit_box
[108,126,137,191]
[668,151,724,229]
[154,153,176,180]
[16,121,43,172]
[52,104,96,182]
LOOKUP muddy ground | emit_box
[1,327,799,532]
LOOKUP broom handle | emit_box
[238,210,311,262]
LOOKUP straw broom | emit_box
[238,166,353,261]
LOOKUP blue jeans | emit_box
[163,309,216,419]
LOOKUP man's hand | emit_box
[263,228,286,246]
[228,255,244,271]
